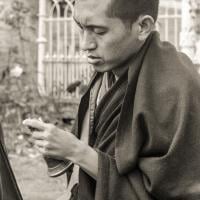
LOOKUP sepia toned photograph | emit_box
[0,0,200,199]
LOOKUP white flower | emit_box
[10,64,23,77]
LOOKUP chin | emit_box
[93,63,115,73]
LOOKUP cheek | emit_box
[100,38,124,54]
[97,30,133,61]
[103,40,129,60]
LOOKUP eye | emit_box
[93,28,107,35]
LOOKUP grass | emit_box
[9,155,68,200]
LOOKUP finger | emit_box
[23,119,47,131]
[34,140,50,155]
[32,131,49,140]
[34,140,49,148]
[34,145,46,154]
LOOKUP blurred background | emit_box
[0,0,199,199]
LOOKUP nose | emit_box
[81,31,97,52]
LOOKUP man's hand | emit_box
[23,119,79,161]
[23,118,98,179]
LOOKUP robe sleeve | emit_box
[95,69,200,200]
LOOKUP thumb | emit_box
[23,118,47,131]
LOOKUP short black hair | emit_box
[106,0,159,24]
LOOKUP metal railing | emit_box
[43,53,92,99]
[157,0,182,49]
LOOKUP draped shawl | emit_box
[74,31,200,200]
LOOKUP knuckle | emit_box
[45,131,50,139]
[43,148,48,155]
[47,124,56,132]
[45,141,50,149]
[32,131,38,138]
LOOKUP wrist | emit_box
[68,139,88,165]
[67,139,98,179]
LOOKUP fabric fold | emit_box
[77,31,200,199]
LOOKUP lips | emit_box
[87,55,102,64]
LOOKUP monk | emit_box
[23,0,200,199]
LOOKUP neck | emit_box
[112,65,129,78]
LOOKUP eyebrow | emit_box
[73,16,108,30]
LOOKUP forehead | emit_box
[74,0,111,24]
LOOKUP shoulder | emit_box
[134,43,200,118]
[140,37,200,96]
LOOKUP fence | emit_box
[158,0,182,49]
[38,0,93,100]
[37,0,182,100]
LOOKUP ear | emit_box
[136,15,155,41]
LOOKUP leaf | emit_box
[22,7,30,14]
[12,1,23,12]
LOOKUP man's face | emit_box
[74,0,141,73]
